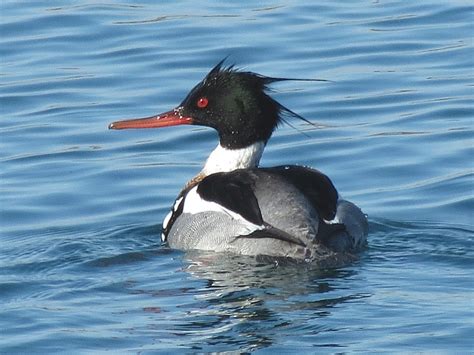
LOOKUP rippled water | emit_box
[1,1,473,352]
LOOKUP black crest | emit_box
[178,59,328,149]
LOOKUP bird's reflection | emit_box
[163,251,369,351]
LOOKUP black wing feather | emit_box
[197,171,264,226]
[236,224,307,247]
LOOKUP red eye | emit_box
[197,97,208,108]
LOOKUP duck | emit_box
[109,60,368,263]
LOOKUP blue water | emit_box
[1,1,473,352]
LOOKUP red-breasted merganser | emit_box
[109,60,368,263]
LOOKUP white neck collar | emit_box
[201,141,265,176]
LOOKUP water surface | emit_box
[1,1,473,352]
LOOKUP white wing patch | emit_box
[182,186,265,235]
[173,196,184,210]
[162,210,173,230]
[162,196,185,242]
